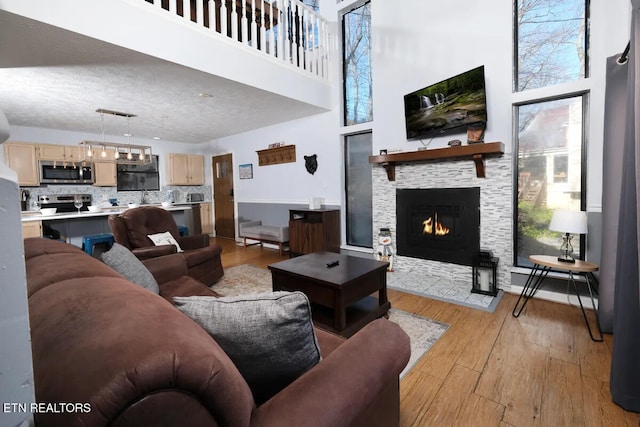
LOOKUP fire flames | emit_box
[422,214,450,236]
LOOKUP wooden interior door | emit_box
[212,154,235,239]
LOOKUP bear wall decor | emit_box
[304,154,318,175]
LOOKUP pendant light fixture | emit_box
[80,109,152,165]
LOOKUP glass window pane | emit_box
[343,2,372,125]
[516,0,588,91]
[345,132,373,247]
[516,96,585,266]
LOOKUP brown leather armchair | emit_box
[108,206,224,285]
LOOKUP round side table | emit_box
[512,255,602,342]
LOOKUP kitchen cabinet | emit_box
[93,161,117,186]
[3,142,39,186]
[38,144,81,162]
[22,221,42,238]
[289,209,340,257]
[200,202,213,234]
[167,153,205,185]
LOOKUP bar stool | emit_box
[82,233,115,257]
[177,225,189,236]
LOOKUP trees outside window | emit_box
[516,0,589,91]
[514,0,589,267]
[343,2,372,125]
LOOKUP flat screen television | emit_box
[404,65,487,141]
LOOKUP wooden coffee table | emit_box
[268,252,390,337]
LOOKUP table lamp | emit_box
[548,209,588,263]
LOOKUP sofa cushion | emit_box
[147,231,184,253]
[174,292,321,404]
[102,243,160,294]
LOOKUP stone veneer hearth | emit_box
[372,153,513,291]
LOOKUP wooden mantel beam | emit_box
[368,142,505,181]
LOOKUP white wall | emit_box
[217,0,631,218]
[371,0,513,154]
[210,109,342,205]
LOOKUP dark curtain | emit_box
[600,56,628,333]
[608,0,640,413]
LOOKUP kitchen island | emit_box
[21,205,193,250]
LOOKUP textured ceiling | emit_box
[0,10,327,144]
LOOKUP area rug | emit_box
[211,264,449,377]
[387,270,504,313]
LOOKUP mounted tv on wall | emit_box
[404,65,487,141]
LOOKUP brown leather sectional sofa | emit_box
[24,237,411,427]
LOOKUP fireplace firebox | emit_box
[396,187,480,266]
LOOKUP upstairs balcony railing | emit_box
[142,0,332,80]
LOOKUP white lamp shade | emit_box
[549,209,588,234]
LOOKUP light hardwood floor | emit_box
[212,237,640,427]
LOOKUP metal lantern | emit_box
[472,256,498,296]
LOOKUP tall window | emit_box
[514,0,589,267]
[515,0,589,91]
[516,96,586,265]
[345,132,373,248]
[343,2,372,125]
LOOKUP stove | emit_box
[38,194,92,212]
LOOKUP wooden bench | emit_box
[239,221,289,256]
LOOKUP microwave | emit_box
[39,161,94,184]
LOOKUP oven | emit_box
[39,161,94,184]
[38,194,92,212]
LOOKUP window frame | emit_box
[343,130,373,248]
[513,0,591,93]
[341,0,372,127]
[512,92,589,267]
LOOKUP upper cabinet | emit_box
[38,144,81,162]
[3,142,39,186]
[167,153,205,185]
[93,162,117,186]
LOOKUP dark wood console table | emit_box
[289,209,340,257]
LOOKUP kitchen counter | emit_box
[21,204,191,222]
[22,204,194,250]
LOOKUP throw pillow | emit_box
[173,292,321,404]
[147,231,183,252]
[101,243,160,294]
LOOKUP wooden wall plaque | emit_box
[256,145,296,166]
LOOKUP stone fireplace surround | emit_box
[372,153,513,292]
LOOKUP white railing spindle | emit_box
[250,0,257,49]
[220,0,228,36]
[240,0,247,43]
[303,6,310,72]
[230,0,238,41]
[320,18,327,78]
[168,0,175,14]
[259,0,266,52]
[268,0,275,57]
[196,0,204,25]
[153,0,164,11]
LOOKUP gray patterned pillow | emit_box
[101,243,160,294]
[174,291,321,403]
